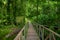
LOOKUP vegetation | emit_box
[0,0,60,40]
[0,0,25,40]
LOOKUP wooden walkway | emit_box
[14,22,60,40]
[26,22,40,40]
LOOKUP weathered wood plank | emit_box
[26,22,40,40]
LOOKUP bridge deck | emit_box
[26,22,40,40]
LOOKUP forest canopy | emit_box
[0,0,60,40]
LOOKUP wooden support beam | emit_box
[45,34,50,40]
[53,34,56,40]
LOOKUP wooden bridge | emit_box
[14,22,60,40]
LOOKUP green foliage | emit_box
[0,0,25,40]
[31,1,58,27]
[0,0,60,40]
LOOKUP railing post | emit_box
[39,25,40,38]
[42,27,44,40]
[39,25,42,40]
[24,26,25,40]
[19,33,22,40]
[24,22,29,40]
[37,25,39,33]
[53,34,56,40]
[49,32,52,40]
[24,23,27,40]
[36,25,38,33]
[19,37,20,40]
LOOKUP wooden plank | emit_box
[26,23,40,40]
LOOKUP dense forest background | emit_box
[0,0,60,40]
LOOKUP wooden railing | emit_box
[33,22,60,40]
[14,23,29,40]
[14,22,60,40]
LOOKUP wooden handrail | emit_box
[14,22,60,40]
[33,22,60,38]
[14,22,29,40]
[14,26,25,40]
